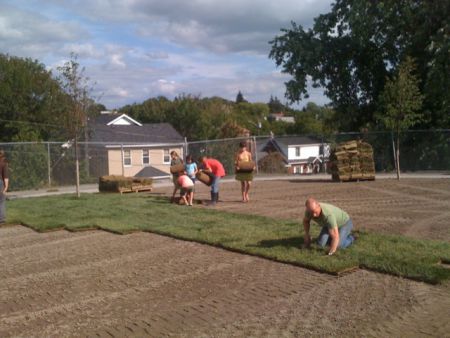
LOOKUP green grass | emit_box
[6,193,450,284]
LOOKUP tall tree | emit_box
[235,91,246,104]
[377,57,423,179]
[0,54,64,141]
[57,54,94,197]
[269,0,449,131]
[267,96,285,114]
[288,102,335,136]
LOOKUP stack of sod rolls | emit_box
[330,140,375,182]
[99,175,153,193]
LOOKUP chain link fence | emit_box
[1,130,449,191]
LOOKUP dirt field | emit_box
[1,178,449,337]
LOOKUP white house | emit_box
[261,136,330,174]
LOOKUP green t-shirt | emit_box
[305,202,350,229]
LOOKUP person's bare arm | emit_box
[235,154,240,170]
[328,227,340,255]
[303,217,311,248]
[3,178,8,193]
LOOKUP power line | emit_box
[0,118,60,128]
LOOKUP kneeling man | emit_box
[303,197,355,255]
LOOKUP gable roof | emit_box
[134,166,170,179]
[88,114,184,145]
[106,114,142,126]
[275,136,323,147]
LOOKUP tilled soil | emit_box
[1,178,449,337]
[188,178,450,242]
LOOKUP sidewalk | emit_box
[7,172,449,199]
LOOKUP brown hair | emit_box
[239,141,247,148]
[170,150,178,157]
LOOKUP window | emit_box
[123,149,131,166]
[163,149,170,164]
[142,149,149,165]
[295,146,301,157]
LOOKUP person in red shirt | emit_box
[199,156,225,205]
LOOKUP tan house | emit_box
[88,112,184,179]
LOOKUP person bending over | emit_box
[199,156,225,206]
[303,197,355,255]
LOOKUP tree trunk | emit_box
[75,136,80,197]
[396,128,401,180]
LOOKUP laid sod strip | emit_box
[6,193,450,284]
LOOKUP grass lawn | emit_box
[6,193,450,284]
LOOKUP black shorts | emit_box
[181,187,194,195]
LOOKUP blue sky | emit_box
[1,0,332,109]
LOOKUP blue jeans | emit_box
[317,219,354,249]
[211,175,221,193]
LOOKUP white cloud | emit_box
[111,87,129,97]
[0,0,332,109]
[156,79,178,95]
[0,3,87,59]
[109,54,126,68]
[37,0,332,54]
[61,43,103,59]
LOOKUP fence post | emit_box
[253,136,259,174]
[391,132,397,173]
[47,142,51,187]
[184,137,188,158]
[321,136,325,173]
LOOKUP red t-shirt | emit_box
[203,158,225,177]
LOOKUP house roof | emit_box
[106,114,142,126]
[88,114,184,145]
[275,136,323,147]
[92,114,119,125]
[134,166,170,179]
[263,136,324,158]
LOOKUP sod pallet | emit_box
[330,140,375,182]
[99,175,153,194]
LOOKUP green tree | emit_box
[267,95,285,114]
[269,0,449,131]
[6,127,49,191]
[287,103,335,136]
[0,54,65,141]
[377,57,423,179]
[235,91,246,104]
